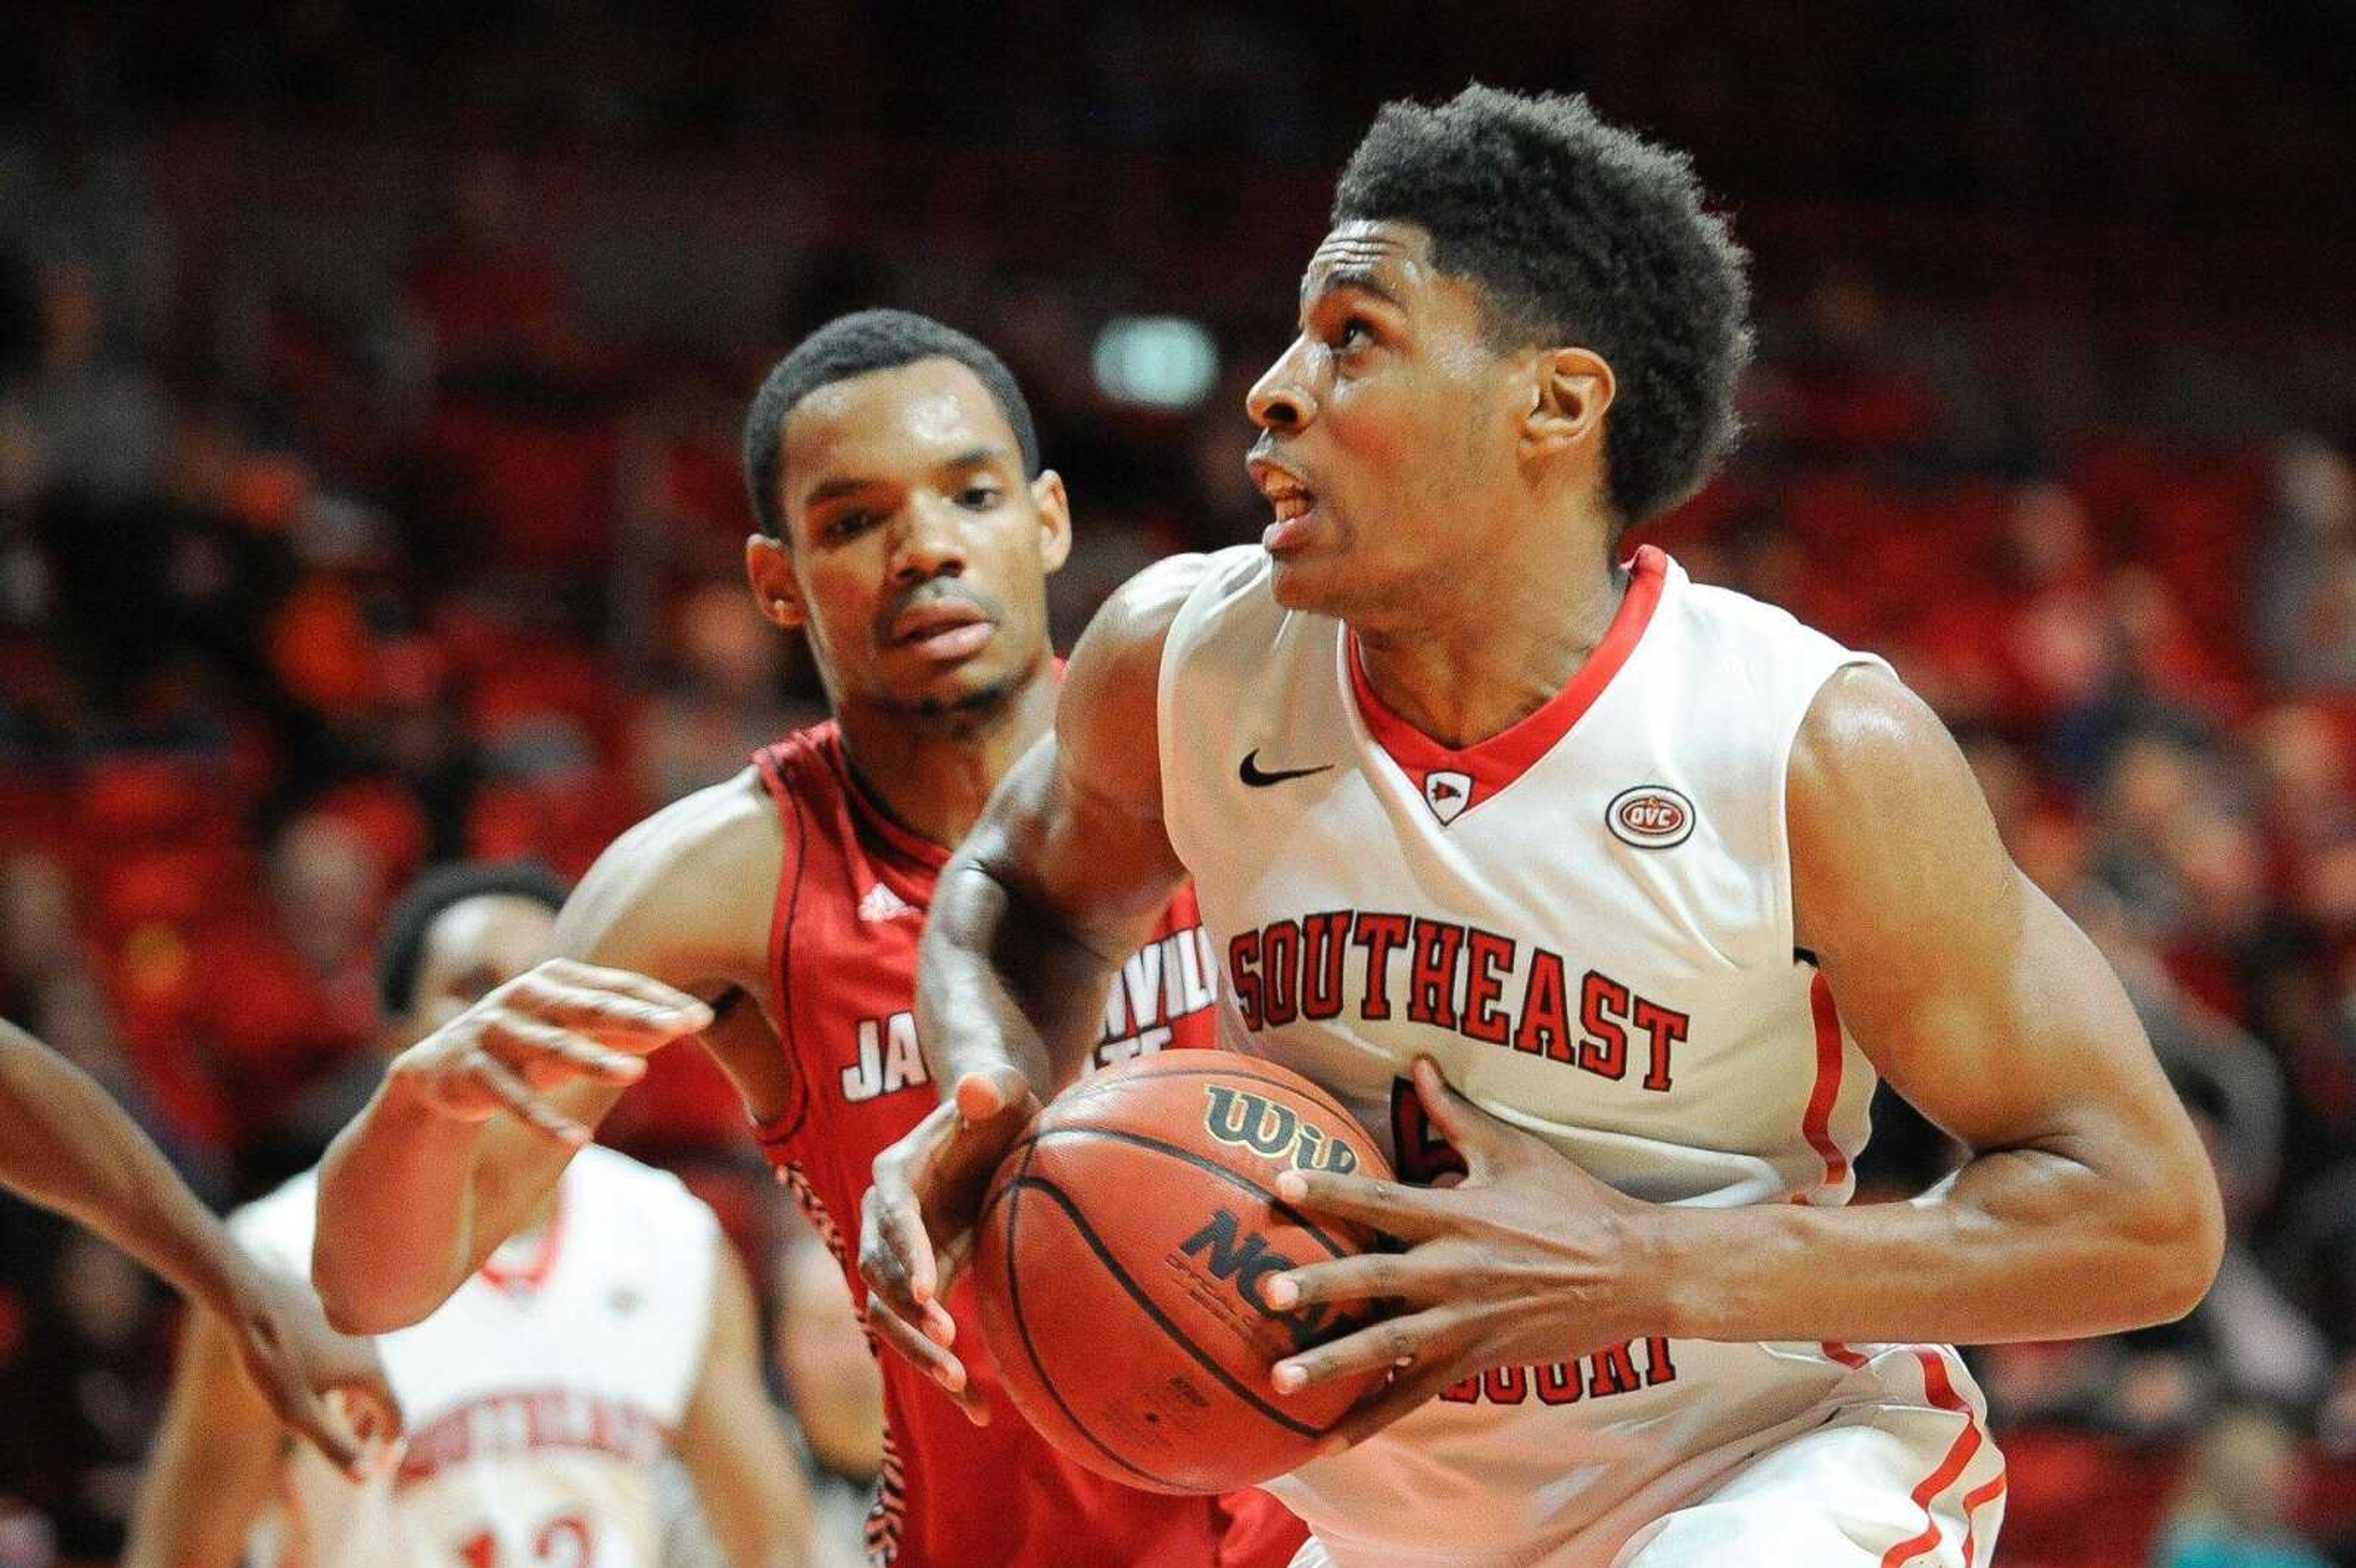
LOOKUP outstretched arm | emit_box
[0,1020,395,1473]
[860,555,1206,1416]
[676,1243,817,1568]
[314,777,780,1333]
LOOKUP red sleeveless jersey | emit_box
[749,723,1305,1568]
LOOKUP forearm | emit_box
[121,1315,279,1568]
[0,1021,245,1313]
[695,1456,812,1568]
[312,1070,488,1332]
[917,858,1129,1097]
[1649,1141,2216,1346]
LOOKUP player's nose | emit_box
[887,495,969,583]
[1247,340,1319,432]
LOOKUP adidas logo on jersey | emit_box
[857,882,918,922]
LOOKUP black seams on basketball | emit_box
[971,1049,1395,1494]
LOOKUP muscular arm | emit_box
[1652,666,2224,1342]
[1261,666,2227,1435]
[0,1020,394,1470]
[314,774,780,1333]
[0,1019,247,1317]
[121,1307,287,1568]
[676,1243,815,1568]
[915,553,1206,1097]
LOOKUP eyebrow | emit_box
[801,446,1009,508]
[1301,265,1403,311]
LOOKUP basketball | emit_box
[971,1049,1395,1495]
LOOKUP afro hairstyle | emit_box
[1332,85,1754,528]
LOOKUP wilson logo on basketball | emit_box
[1607,785,1696,849]
[1201,1085,1361,1175]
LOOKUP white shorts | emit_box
[1284,1374,2005,1568]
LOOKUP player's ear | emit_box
[1030,469,1073,575]
[1520,346,1615,463]
[745,532,807,631]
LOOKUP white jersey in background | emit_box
[233,1146,721,1568]
[1158,545,2006,1567]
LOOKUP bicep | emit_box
[964,556,1201,948]
[123,1309,285,1568]
[1792,669,2190,1163]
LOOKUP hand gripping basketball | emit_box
[1256,1056,1666,1456]
[860,1065,1041,1425]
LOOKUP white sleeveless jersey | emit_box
[1158,545,1992,1564]
[232,1146,720,1568]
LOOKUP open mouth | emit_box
[1248,458,1320,553]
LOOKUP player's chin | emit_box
[887,653,1020,717]
[1266,552,1351,617]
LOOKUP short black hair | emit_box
[1332,85,1754,528]
[741,309,1041,539]
[374,859,570,1018]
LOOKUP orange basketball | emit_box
[971,1049,1395,1494]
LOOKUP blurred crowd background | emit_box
[1,3,2353,1564]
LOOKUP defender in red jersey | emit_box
[314,310,1305,1566]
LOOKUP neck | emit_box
[1356,524,1627,748]
[831,659,1060,849]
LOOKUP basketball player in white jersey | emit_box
[125,863,812,1568]
[860,88,2225,1566]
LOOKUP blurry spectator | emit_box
[2249,705,2356,929]
[0,1229,167,1562]
[2154,1405,2331,1568]
[1749,261,1939,454]
[636,580,818,804]
[172,815,380,1189]
[18,259,163,509]
[401,150,572,382]
[2256,440,2356,693]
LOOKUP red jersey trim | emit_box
[1879,1349,1994,1568]
[1345,545,1668,818]
[751,742,815,1150]
[478,1186,565,1293]
[1801,971,1851,1198]
[1958,1471,2008,1568]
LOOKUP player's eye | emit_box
[823,510,874,540]
[956,485,1003,510]
[1332,317,1375,353]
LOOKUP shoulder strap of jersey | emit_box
[746,730,831,1156]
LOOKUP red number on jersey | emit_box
[455,1515,595,1568]
[1388,1076,1467,1185]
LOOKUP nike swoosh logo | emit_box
[1239,748,1334,787]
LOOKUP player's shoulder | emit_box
[228,1166,323,1269]
[597,764,785,877]
[1674,561,1847,658]
[1098,548,1253,644]
[1067,549,1256,704]
[554,766,787,984]
[1788,661,1950,783]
